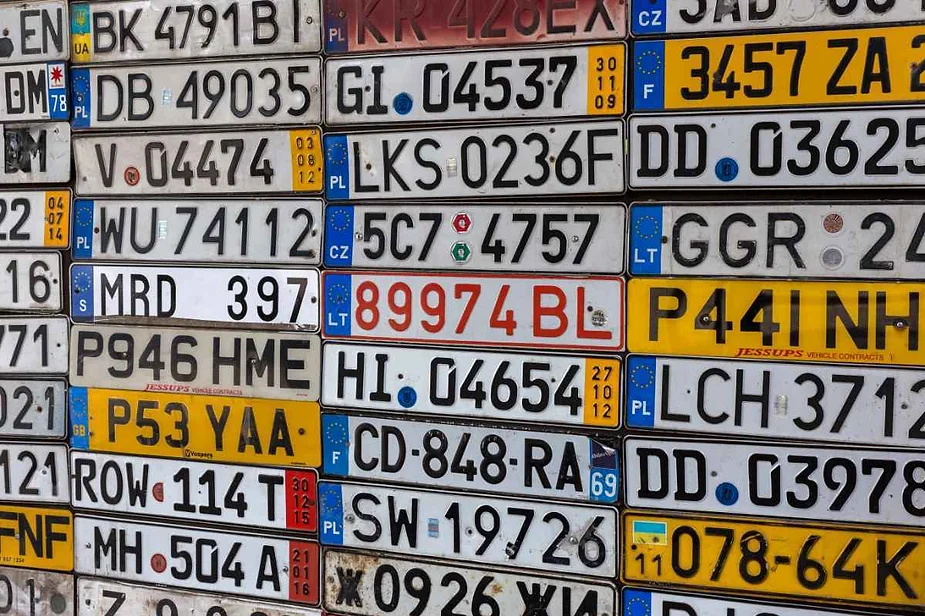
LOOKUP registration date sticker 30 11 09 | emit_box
[322,271,624,351]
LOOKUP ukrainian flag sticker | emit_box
[632,520,667,545]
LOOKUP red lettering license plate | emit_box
[322,271,623,351]
[323,0,626,54]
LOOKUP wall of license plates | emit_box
[0,0,924,614]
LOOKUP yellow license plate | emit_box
[43,190,69,248]
[0,505,72,571]
[628,278,923,366]
[624,512,924,607]
[634,25,925,111]
[70,388,321,467]
[289,129,324,192]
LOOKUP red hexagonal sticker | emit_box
[452,212,472,234]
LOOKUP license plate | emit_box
[626,355,925,449]
[70,264,320,330]
[69,388,321,466]
[633,1,925,37]
[0,63,68,121]
[79,579,322,616]
[0,190,68,248]
[623,589,895,616]
[626,437,925,527]
[623,511,924,607]
[71,0,322,63]
[0,567,73,616]
[630,107,925,189]
[0,317,67,374]
[323,0,626,54]
[0,122,70,185]
[634,26,925,112]
[324,549,617,616]
[325,43,624,125]
[75,128,323,195]
[75,516,320,604]
[324,121,624,200]
[72,58,321,129]
[628,278,925,366]
[70,324,320,399]
[323,342,620,428]
[0,253,61,312]
[320,482,617,578]
[0,443,67,503]
[72,198,322,264]
[630,201,925,278]
[323,271,623,351]
[0,379,66,439]
[324,203,625,273]
[0,504,71,571]
[71,451,318,531]
[0,2,68,65]
[323,414,619,503]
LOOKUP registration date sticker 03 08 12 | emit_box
[624,511,925,608]
[323,271,624,351]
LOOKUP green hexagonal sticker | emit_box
[451,241,471,263]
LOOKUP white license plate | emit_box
[630,107,925,189]
[322,342,620,428]
[626,355,925,449]
[70,264,320,330]
[624,589,875,616]
[630,201,925,278]
[0,317,67,374]
[72,198,321,264]
[632,1,925,36]
[0,442,67,503]
[324,121,624,200]
[0,2,68,65]
[70,324,320,400]
[75,516,320,604]
[0,567,73,616]
[79,578,321,616]
[0,190,69,249]
[319,482,617,578]
[72,58,321,129]
[0,379,66,439]
[325,43,624,125]
[626,437,925,527]
[74,128,323,195]
[322,414,619,503]
[0,63,68,122]
[0,252,61,311]
[324,203,625,273]
[324,550,617,616]
[0,123,70,184]
[71,451,317,532]
[322,271,623,351]
[70,0,322,63]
